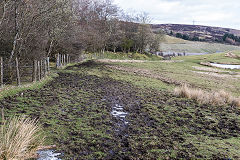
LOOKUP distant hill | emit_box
[160,35,240,53]
[152,24,240,44]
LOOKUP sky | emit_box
[113,0,240,30]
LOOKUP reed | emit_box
[0,112,44,160]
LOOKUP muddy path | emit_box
[1,61,240,159]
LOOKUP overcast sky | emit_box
[113,0,240,29]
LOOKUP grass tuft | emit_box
[174,84,240,107]
[0,113,44,160]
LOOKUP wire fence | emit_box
[0,57,51,87]
[0,53,105,87]
[1,53,72,87]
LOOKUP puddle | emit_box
[111,104,129,126]
[210,63,240,69]
[157,52,208,57]
[110,103,130,155]
[37,150,61,160]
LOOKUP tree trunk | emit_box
[47,40,54,57]
[0,1,7,26]
[0,57,3,87]
[9,33,19,62]
[15,57,20,86]
[37,61,40,81]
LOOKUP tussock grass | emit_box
[174,84,240,107]
[0,113,44,160]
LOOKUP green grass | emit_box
[100,52,240,96]
[87,52,162,61]
[86,66,173,91]
[0,73,58,100]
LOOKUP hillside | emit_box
[153,24,240,43]
[160,35,240,53]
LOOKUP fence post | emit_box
[64,54,66,66]
[59,54,61,67]
[56,53,59,68]
[32,60,34,82]
[40,60,42,79]
[37,61,40,81]
[67,54,69,64]
[32,60,37,82]
[40,60,43,79]
[43,59,47,77]
[47,57,50,72]
[15,57,20,86]
[0,57,3,87]
[63,54,65,66]
[61,54,64,66]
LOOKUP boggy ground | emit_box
[1,61,240,159]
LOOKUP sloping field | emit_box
[161,35,240,53]
[0,58,240,159]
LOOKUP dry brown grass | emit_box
[174,84,240,107]
[0,113,44,160]
[225,52,240,59]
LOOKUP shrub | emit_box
[132,52,149,60]
[0,114,44,160]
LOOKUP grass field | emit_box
[0,52,239,159]
[161,35,240,53]
[103,51,240,96]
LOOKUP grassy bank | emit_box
[88,51,162,61]
[0,73,58,101]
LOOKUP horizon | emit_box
[114,0,240,30]
[151,23,240,31]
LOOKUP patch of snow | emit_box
[210,63,240,69]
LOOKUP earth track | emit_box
[1,61,240,159]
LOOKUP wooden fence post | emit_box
[56,53,59,68]
[15,57,20,86]
[32,60,35,82]
[47,57,50,71]
[63,54,65,66]
[32,60,37,82]
[66,54,69,64]
[40,60,42,79]
[0,57,3,87]
[61,54,64,66]
[40,60,43,79]
[37,61,40,81]
[44,59,47,77]
[59,54,61,67]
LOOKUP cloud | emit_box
[113,0,240,29]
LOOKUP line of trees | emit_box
[175,32,203,41]
[0,0,163,64]
[222,33,240,45]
